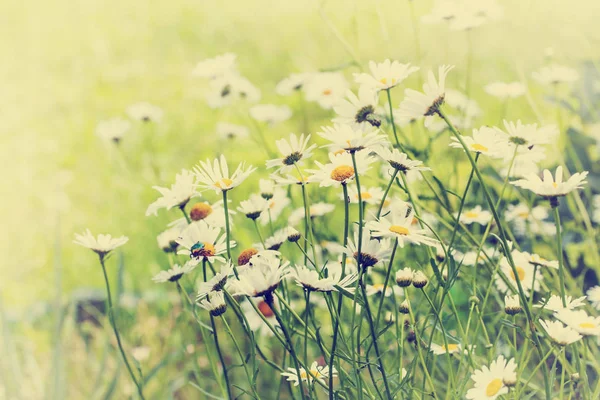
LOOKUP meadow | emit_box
[2,0,600,399]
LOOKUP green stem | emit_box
[552,205,567,307]
[377,169,399,219]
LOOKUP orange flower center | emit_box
[257,300,274,317]
[190,202,213,221]
[237,248,258,266]
[323,89,332,95]
[330,165,355,182]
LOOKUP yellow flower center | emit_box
[190,202,213,221]
[485,378,503,396]
[237,247,258,266]
[361,192,372,200]
[215,178,233,189]
[517,211,529,218]
[471,143,489,152]
[465,211,479,218]
[380,78,387,85]
[192,242,216,258]
[389,225,409,236]
[579,322,596,329]
[323,89,332,96]
[552,182,558,188]
[510,266,526,282]
[445,344,459,352]
[372,283,385,292]
[330,165,355,182]
[383,200,391,207]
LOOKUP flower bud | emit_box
[399,299,410,314]
[395,268,414,287]
[412,271,429,288]
[504,294,522,316]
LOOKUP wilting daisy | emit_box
[535,294,586,312]
[376,147,430,174]
[74,230,129,257]
[504,294,521,315]
[258,188,290,226]
[127,102,163,122]
[194,155,256,193]
[484,82,526,99]
[397,65,454,119]
[466,355,516,400]
[511,166,588,201]
[145,169,200,216]
[539,320,582,346]
[266,133,316,173]
[237,194,268,220]
[192,53,237,79]
[308,151,373,187]
[228,253,288,297]
[533,64,579,85]
[354,59,419,92]
[304,72,349,109]
[96,118,131,143]
[318,123,388,153]
[289,264,357,292]
[344,230,392,269]
[457,205,492,225]
[333,87,381,128]
[587,286,600,310]
[449,126,510,158]
[249,104,292,124]
[281,361,338,387]
[197,261,234,298]
[275,73,311,96]
[176,222,232,264]
[368,201,438,248]
[197,291,227,317]
[505,203,554,236]
[555,309,600,336]
[496,250,541,295]
[216,122,250,140]
[152,262,196,283]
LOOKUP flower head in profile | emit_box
[266,133,316,173]
[96,118,131,144]
[368,201,438,248]
[194,155,256,193]
[307,151,373,187]
[484,82,526,99]
[430,342,465,355]
[496,250,542,295]
[333,87,381,128]
[539,320,582,346]
[398,65,454,119]
[354,59,419,91]
[303,72,349,109]
[318,124,388,153]
[344,230,392,269]
[281,361,338,387]
[176,222,233,264]
[275,73,311,96]
[216,122,249,140]
[127,102,163,122]
[535,294,586,312]
[345,186,384,205]
[504,294,521,315]
[206,73,261,108]
[249,104,292,124]
[555,309,600,336]
[505,203,554,236]
[457,205,492,225]
[237,194,268,220]
[228,252,288,297]
[449,126,510,158]
[197,291,227,317]
[511,166,588,201]
[533,64,579,85]
[146,169,200,216]
[289,264,357,293]
[74,229,129,257]
[376,147,430,174]
[192,53,237,79]
[152,261,196,283]
[466,355,516,399]
[197,261,234,299]
[157,221,186,253]
[497,119,558,149]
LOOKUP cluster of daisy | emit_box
[96,102,163,143]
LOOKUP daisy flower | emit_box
[511,166,588,200]
[365,282,397,297]
[145,169,200,216]
[457,205,492,225]
[526,253,558,269]
[376,147,431,174]
[395,267,414,287]
[192,53,237,79]
[307,151,373,187]
[539,320,582,346]
[345,186,384,205]
[127,102,163,122]
[152,262,196,283]
[412,271,429,288]
[197,291,227,317]
[157,222,185,253]
[228,252,288,297]
[73,229,128,257]
[430,343,464,355]
[281,361,338,387]
[587,286,600,310]
[197,261,234,299]
[354,59,419,91]
[368,201,438,248]
[176,222,233,264]
[504,294,521,315]
[535,294,586,312]
[258,228,291,251]
[397,65,454,119]
[249,104,292,124]
[259,179,275,199]
[289,264,357,293]
[333,87,381,128]
[96,118,131,143]
[303,72,349,109]
[484,82,526,99]
[533,64,579,85]
[206,73,261,108]
[266,133,316,173]
[496,250,541,295]
[466,355,516,400]
[555,309,600,336]
[216,122,250,140]
[194,154,256,193]
[237,194,268,220]
[318,123,389,153]
[275,73,310,96]
[505,203,554,236]
[343,230,392,269]
[188,200,230,228]
[258,188,290,226]
[289,203,335,226]
[449,126,510,158]
[497,119,558,148]
[271,173,312,186]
